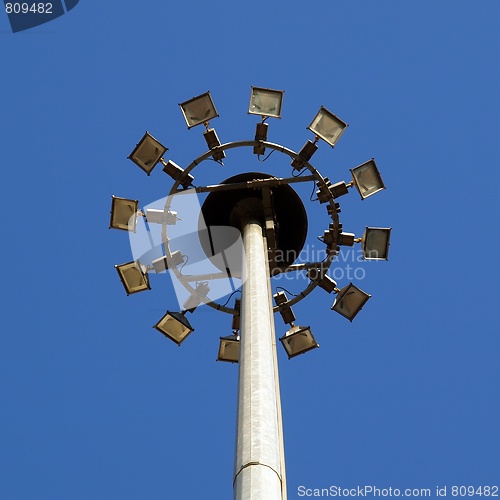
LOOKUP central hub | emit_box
[199,172,308,273]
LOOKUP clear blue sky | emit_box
[1,2,499,499]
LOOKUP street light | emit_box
[249,87,284,155]
[217,333,240,363]
[109,196,139,231]
[111,85,391,500]
[308,106,348,147]
[361,227,392,260]
[115,261,150,295]
[350,159,386,199]
[331,283,371,321]
[128,131,168,175]
[280,325,319,359]
[179,91,219,129]
[154,310,194,345]
[248,87,284,119]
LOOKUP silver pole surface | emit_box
[234,220,285,500]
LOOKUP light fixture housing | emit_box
[203,128,225,161]
[248,87,284,119]
[151,250,184,273]
[350,159,386,200]
[162,160,194,188]
[145,209,178,225]
[109,196,139,231]
[128,131,167,175]
[115,261,150,295]
[154,311,194,346]
[179,91,218,129]
[362,227,392,260]
[331,283,371,321]
[273,291,296,324]
[232,298,241,331]
[308,106,348,147]
[291,140,318,170]
[217,334,240,363]
[280,325,319,359]
[306,269,337,293]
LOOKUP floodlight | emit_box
[308,106,348,147]
[248,87,284,119]
[128,131,167,175]
[154,311,194,346]
[145,209,179,225]
[362,227,392,260]
[161,160,195,188]
[331,283,371,321]
[115,261,150,295]
[179,92,218,129]
[109,196,139,231]
[280,325,319,359]
[217,334,240,363]
[151,250,184,273]
[350,159,385,199]
[306,269,337,293]
[183,282,210,311]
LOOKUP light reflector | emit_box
[248,87,284,119]
[217,334,240,363]
[179,92,218,128]
[331,283,371,321]
[154,311,194,346]
[362,227,392,260]
[115,261,150,295]
[280,325,319,359]
[109,196,139,231]
[308,106,348,147]
[128,132,167,175]
[350,159,386,199]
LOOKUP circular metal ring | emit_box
[162,140,340,316]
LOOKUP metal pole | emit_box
[234,219,285,500]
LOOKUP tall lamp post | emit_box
[110,87,391,500]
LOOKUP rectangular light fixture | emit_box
[331,283,371,321]
[128,131,167,175]
[248,87,284,119]
[308,106,348,147]
[362,227,392,260]
[154,311,194,346]
[179,91,218,129]
[109,196,139,231]
[217,334,240,363]
[350,159,386,199]
[280,325,319,359]
[115,261,150,295]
